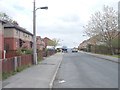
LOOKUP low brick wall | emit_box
[47,50,56,56]
[2,54,33,73]
[43,50,56,57]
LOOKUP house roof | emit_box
[4,21,33,36]
[43,37,51,40]
[43,37,54,46]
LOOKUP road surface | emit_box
[53,52,118,88]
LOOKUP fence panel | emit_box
[2,58,14,73]
[21,54,33,66]
[2,54,33,73]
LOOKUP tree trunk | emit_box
[111,47,115,55]
[109,44,114,55]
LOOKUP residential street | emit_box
[0,0,119,89]
[53,52,118,88]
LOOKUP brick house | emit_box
[4,22,33,52]
[79,31,120,54]
[0,20,5,59]
[43,37,54,48]
[36,36,45,51]
[42,37,56,56]
[78,40,88,50]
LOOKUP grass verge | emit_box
[111,55,120,58]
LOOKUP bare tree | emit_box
[84,5,118,55]
[0,12,12,21]
[47,38,60,48]
[0,12,18,25]
[51,38,60,48]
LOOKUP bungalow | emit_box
[4,21,33,52]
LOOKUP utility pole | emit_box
[33,0,48,65]
[33,0,37,64]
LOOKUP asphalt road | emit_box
[53,52,118,88]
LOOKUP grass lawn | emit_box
[111,55,120,58]
[95,53,120,58]
[105,54,120,58]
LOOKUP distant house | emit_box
[0,20,5,59]
[4,21,33,52]
[78,40,88,50]
[79,31,120,53]
[79,35,106,50]
[43,37,54,48]
[78,36,100,51]
[36,36,45,51]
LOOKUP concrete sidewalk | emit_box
[81,51,119,63]
[2,53,63,88]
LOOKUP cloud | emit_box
[0,0,119,47]
[59,14,80,23]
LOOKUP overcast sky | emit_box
[0,0,119,48]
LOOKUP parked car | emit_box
[62,46,68,53]
[72,48,78,52]
[62,48,68,53]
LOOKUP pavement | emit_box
[80,51,119,63]
[2,53,63,88]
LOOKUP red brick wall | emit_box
[4,38,18,51]
[4,37,32,51]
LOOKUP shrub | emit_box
[16,48,32,55]
[25,49,32,54]
[16,48,23,55]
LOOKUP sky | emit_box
[0,0,119,48]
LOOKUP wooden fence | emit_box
[2,54,33,73]
[2,50,56,74]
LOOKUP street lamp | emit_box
[33,0,48,65]
[36,7,48,11]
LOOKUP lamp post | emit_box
[33,0,48,64]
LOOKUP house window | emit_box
[30,41,33,48]
[19,39,23,47]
